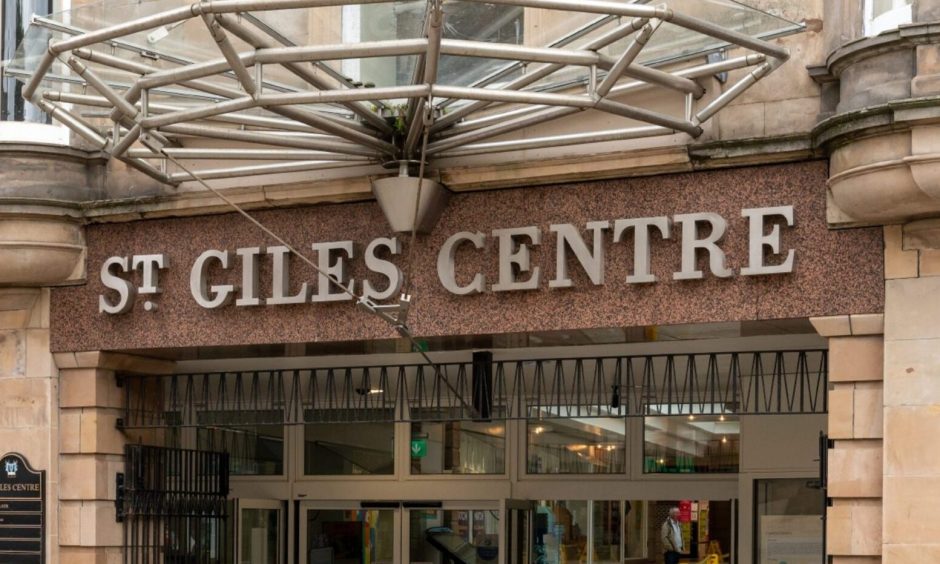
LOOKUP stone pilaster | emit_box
[0,289,59,563]
[53,351,174,564]
[880,222,940,562]
[811,314,885,564]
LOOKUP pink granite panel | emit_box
[51,161,884,352]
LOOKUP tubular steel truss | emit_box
[9,0,798,184]
[119,349,828,428]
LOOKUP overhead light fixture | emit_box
[371,164,451,234]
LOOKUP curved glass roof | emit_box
[5,0,802,184]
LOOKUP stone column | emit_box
[811,313,884,564]
[53,351,173,564]
[881,222,940,562]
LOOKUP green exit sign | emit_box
[410,439,428,458]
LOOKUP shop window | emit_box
[303,419,395,475]
[306,509,394,564]
[592,501,621,564]
[643,414,739,474]
[527,418,626,474]
[1,0,53,122]
[409,509,499,564]
[410,420,505,475]
[754,479,824,563]
[534,500,588,562]
[865,0,912,36]
[196,410,284,476]
[341,1,523,87]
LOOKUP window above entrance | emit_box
[7,0,802,183]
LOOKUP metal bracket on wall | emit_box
[115,472,125,523]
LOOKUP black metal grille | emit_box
[119,445,230,564]
[120,349,827,428]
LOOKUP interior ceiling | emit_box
[8,0,802,185]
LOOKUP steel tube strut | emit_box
[437,125,670,158]
[214,13,393,133]
[431,17,650,133]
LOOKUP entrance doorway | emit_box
[238,500,285,564]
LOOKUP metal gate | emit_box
[117,445,231,564]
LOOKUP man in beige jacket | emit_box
[661,507,684,564]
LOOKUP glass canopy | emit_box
[5,0,802,184]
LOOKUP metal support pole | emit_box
[202,13,257,95]
[592,98,700,136]
[694,62,772,124]
[214,13,393,133]
[66,57,139,118]
[436,125,669,158]
[35,99,108,148]
[159,123,382,156]
[595,20,658,97]
[431,17,649,133]
[426,106,578,155]
[166,159,370,182]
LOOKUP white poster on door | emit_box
[759,515,823,564]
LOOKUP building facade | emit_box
[0,0,936,563]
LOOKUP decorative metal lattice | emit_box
[118,444,230,564]
[7,0,801,184]
[119,349,828,428]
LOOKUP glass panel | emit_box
[592,501,621,564]
[873,0,895,16]
[644,415,739,473]
[527,418,626,474]
[304,421,394,475]
[197,411,284,476]
[410,420,505,475]
[342,0,523,87]
[240,508,279,564]
[410,509,500,564]
[533,501,588,564]
[624,500,646,559]
[651,499,733,562]
[306,509,394,564]
[755,479,823,564]
[2,0,53,122]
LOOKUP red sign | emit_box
[678,500,693,523]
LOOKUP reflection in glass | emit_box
[644,415,739,473]
[533,501,588,563]
[592,501,620,564]
[755,479,823,564]
[240,508,279,564]
[307,509,394,564]
[624,500,646,559]
[411,420,505,474]
[304,421,394,475]
[343,0,523,87]
[410,509,499,564]
[196,411,284,475]
[527,418,626,474]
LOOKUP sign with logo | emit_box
[0,453,45,563]
[410,439,428,458]
[96,207,797,314]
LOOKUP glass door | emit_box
[237,500,285,564]
[299,501,399,564]
[407,502,501,564]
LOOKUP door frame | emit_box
[236,498,287,564]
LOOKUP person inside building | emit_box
[661,507,684,564]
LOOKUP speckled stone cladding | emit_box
[51,161,884,353]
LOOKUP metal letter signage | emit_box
[0,453,45,564]
[97,206,797,313]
